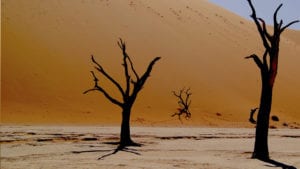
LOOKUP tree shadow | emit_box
[102,141,120,145]
[71,142,141,160]
[72,149,110,154]
[96,141,142,160]
[98,146,141,160]
[261,159,297,169]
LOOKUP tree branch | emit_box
[84,71,123,107]
[118,39,131,97]
[185,88,192,107]
[91,55,125,96]
[278,20,283,30]
[172,90,181,98]
[245,54,264,70]
[128,56,160,103]
[247,0,270,50]
[139,57,161,87]
[117,39,140,83]
[173,89,184,106]
[273,4,283,32]
[280,20,300,33]
[257,18,272,41]
[127,56,140,82]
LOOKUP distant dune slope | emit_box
[2,0,300,126]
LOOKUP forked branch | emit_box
[84,71,123,107]
[245,54,264,70]
[257,18,272,41]
[91,55,125,96]
[131,56,161,97]
[273,4,283,32]
[280,20,300,33]
[247,0,271,50]
[139,57,161,86]
[118,39,140,82]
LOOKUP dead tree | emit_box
[249,107,258,124]
[245,0,299,160]
[84,39,161,149]
[171,88,192,122]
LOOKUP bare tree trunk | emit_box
[252,49,277,160]
[120,106,133,147]
[253,76,273,160]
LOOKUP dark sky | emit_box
[208,0,300,30]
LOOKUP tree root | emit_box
[98,141,141,160]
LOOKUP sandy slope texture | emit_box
[1,126,300,169]
[1,0,300,126]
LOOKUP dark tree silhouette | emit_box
[84,39,161,150]
[171,88,192,122]
[249,107,258,124]
[245,0,299,160]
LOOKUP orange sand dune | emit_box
[1,0,300,127]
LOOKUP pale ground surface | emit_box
[1,126,299,169]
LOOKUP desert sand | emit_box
[1,125,300,169]
[2,0,300,126]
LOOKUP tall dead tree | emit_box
[245,0,299,160]
[171,88,192,122]
[84,39,161,149]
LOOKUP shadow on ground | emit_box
[262,159,297,169]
